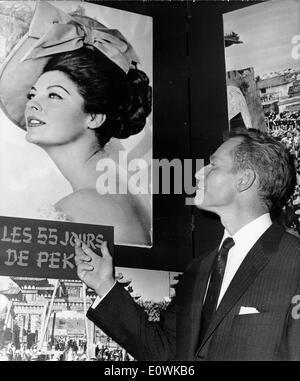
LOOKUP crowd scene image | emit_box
[0,296,171,361]
[266,110,300,158]
[265,110,300,236]
[0,338,133,361]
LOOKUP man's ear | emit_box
[87,113,106,130]
[236,169,256,192]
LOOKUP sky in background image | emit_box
[224,0,300,76]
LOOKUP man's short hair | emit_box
[228,128,296,212]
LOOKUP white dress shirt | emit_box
[215,213,272,307]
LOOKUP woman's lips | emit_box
[26,116,46,127]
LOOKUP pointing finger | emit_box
[74,244,83,255]
[100,241,111,258]
[75,245,90,259]
[80,242,99,259]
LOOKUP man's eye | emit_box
[26,93,35,100]
[49,93,62,100]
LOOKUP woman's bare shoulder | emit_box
[56,189,149,245]
[57,189,133,216]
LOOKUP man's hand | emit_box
[74,239,115,297]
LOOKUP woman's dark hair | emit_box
[43,46,152,147]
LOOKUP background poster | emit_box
[0,0,153,248]
[223,0,300,236]
[224,0,300,131]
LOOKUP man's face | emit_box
[194,137,243,213]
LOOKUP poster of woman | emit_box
[0,0,153,248]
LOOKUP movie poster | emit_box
[0,0,153,248]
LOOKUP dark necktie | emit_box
[199,237,235,342]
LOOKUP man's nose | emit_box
[195,165,209,180]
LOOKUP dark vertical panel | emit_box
[189,1,260,259]
[189,2,226,258]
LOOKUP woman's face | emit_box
[25,70,91,146]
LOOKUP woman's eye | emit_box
[26,93,35,100]
[49,92,62,100]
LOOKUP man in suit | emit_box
[75,128,300,360]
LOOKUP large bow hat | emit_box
[0,1,139,129]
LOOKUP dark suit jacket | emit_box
[87,281,176,360]
[87,222,300,361]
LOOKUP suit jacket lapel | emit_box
[198,221,285,350]
[190,248,217,352]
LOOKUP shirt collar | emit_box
[221,213,272,249]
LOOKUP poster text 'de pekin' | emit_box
[0,216,113,279]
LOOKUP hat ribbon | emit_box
[21,19,139,74]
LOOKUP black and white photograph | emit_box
[1,0,300,366]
